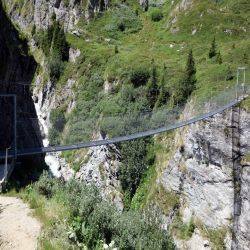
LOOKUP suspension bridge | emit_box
[0,67,249,185]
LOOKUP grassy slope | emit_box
[65,0,250,98]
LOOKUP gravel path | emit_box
[0,196,41,250]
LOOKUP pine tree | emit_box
[51,21,69,61]
[156,64,170,107]
[208,36,217,58]
[178,49,196,104]
[216,51,222,64]
[147,62,159,109]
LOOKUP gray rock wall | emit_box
[159,104,250,249]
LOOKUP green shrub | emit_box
[147,63,159,108]
[225,66,234,81]
[118,138,155,203]
[172,213,195,240]
[22,173,176,250]
[50,107,66,131]
[151,9,163,22]
[48,127,61,145]
[173,50,196,105]
[34,171,58,198]
[208,37,217,59]
[130,66,150,87]
[48,107,66,145]
[48,52,64,81]
[35,21,69,81]
[103,5,142,35]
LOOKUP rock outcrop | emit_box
[3,0,110,32]
[159,103,250,249]
[0,2,42,152]
[76,137,123,210]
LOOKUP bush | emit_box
[173,50,196,106]
[130,66,150,87]
[24,173,176,250]
[50,107,66,131]
[48,53,64,81]
[151,9,163,22]
[119,139,152,200]
[48,107,66,145]
[103,5,142,35]
[225,66,234,81]
[208,37,217,59]
[48,126,61,145]
[34,171,57,198]
[35,21,69,81]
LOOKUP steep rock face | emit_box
[159,104,250,249]
[0,2,42,152]
[75,140,123,210]
[3,0,110,32]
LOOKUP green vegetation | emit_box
[32,0,249,155]
[196,220,228,250]
[15,172,176,250]
[130,164,157,210]
[174,49,197,105]
[49,107,66,145]
[119,138,155,208]
[151,9,163,22]
[242,96,250,112]
[34,20,69,81]
[209,37,217,59]
[241,152,250,165]
[172,213,195,240]
[3,0,250,247]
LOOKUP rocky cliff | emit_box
[157,102,250,249]
[2,0,108,32]
[0,2,42,154]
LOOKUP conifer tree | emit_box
[208,36,217,58]
[147,61,159,108]
[177,49,196,105]
[216,51,222,64]
[51,21,69,61]
[156,64,170,107]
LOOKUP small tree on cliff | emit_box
[184,49,196,96]
[147,61,159,108]
[176,49,196,105]
[156,64,170,107]
[208,36,217,58]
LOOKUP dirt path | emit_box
[0,196,41,250]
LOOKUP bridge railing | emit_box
[0,80,249,158]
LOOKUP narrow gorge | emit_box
[0,0,249,249]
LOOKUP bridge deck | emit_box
[0,98,243,158]
[0,91,248,159]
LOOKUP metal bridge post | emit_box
[237,67,247,98]
[4,147,11,180]
[13,95,17,160]
[0,94,17,159]
[236,69,239,100]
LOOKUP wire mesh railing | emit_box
[0,78,249,158]
[9,81,248,156]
